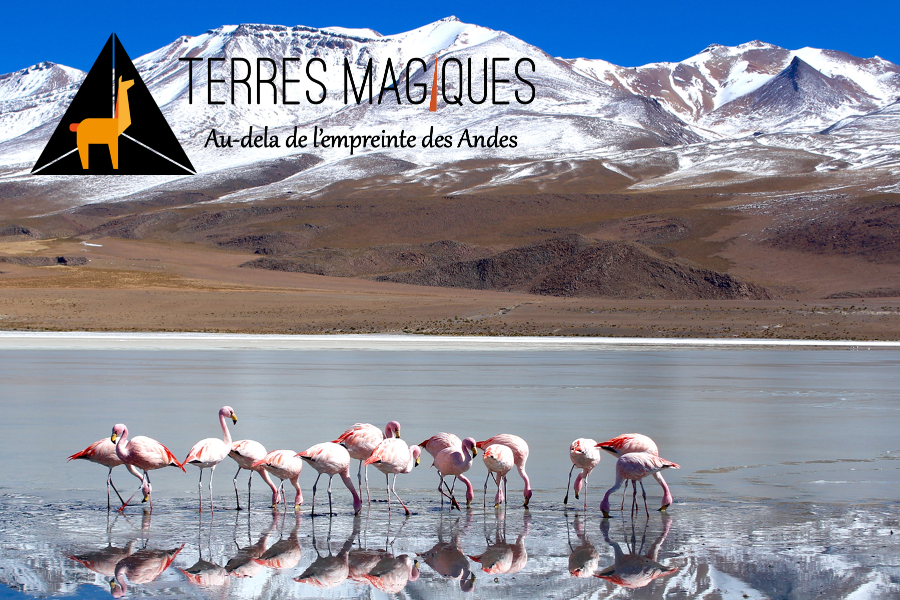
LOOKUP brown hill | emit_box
[376,234,774,300]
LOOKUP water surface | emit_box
[0,340,898,598]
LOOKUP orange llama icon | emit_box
[68,76,134,169]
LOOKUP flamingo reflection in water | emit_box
[69,539,138,579]
[181,514,227,587]
[419,513,477,592]
[468,510,530,577]
[595,515,678,589]
[253,511,303,570]
[225,511,278,578]
[293,515,359,589]
[566,513,600,578]
[109,544,184,597]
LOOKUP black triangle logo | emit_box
[32,34,195,175]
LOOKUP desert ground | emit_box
[1,177,898,339]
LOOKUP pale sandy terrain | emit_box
[1,237,897,339]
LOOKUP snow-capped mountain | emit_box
[568,40,900,133]
[0,17,898,209]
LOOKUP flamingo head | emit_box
[462,438,477,458]
[386,420,401,438]
[411,445,421,467]
[141,480,152,503]
[220,406,237,424]
[110,424,127,444]
[460,572,476,593]
[409,558,420,582]
[109,580,125,598]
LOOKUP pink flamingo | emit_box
[364,438,421,515]
[110,545,184,598]
[332,421,401,504]
[432,438,477,510]
[296,442,362,515]
[183,406,237,511]
[596,433,674,513]
[419,433,475,510]
[482,444,514,508]
[600,452,680,518]
[68,439,144,510]
[110,424,184,510]
[229,439,277,511]
[250,450,304,510]
[476,434,532,507]
[564,438,602,508]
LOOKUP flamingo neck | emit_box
[654,472,673,506]
[519,466,533,499]
[115,428,131,462]
[340,471,362,513]
[219,413,232,446]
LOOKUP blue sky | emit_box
[3,0,898,74]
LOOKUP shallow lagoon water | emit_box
[0,336,898,598]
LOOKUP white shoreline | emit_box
[0,331,897,351]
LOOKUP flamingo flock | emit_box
[69,408,681,516]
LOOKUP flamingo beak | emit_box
[602,510,611,519]
[231,414,238,424]
[658,504,669,512]
[109,581,116,590]
[110,433,118,443]
[395,431,400,438]
[471,447,478,458]
[415,457,420,467]
[142,493,150,503]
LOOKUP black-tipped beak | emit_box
[231,414,238,424]
[110,433,117,443]
[395,431,401,438]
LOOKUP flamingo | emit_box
[432,438,477,510]
[296,442,362,515]
[600,452,680,518]
[332,421,401,504]
[475,434,533,507]
[482,444,514,509]
[419,433,474,509]
[364,439,421,515]
[596,433,672,513]
[109,545,184,598]
[183,406,237,511]
[67,439,144,510]
[564,438,602,508]
[110,424,184,510]
[250,450,304,510]
[419,538,477,592]
[229,439,277,511]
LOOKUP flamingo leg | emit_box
[640,480,649,517]
[391,473,410,516]
[108,476,126,508]
[311,473,322,515]
[233,466,243,510]
[209,466,216,512]
[621,480,628,511]
[583,471,589,510]
[327,474,334,516]
[442,477,460,510]
[631,479,638,517]
[563,464,575,505]
[503,474,508,507]
[494,472,503,508]
[385,473,392,512]
[197,468,204,512]
[247,471,253,511]
[483,471,491,508]
[363,461,371,505]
